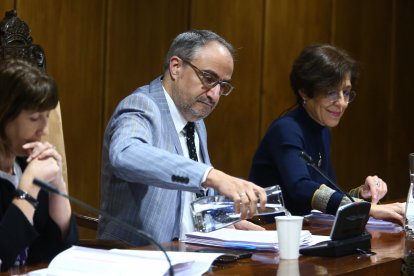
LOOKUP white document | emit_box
[28,246,222,276]
[184,228,320,251]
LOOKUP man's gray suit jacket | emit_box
[97,77,212,246]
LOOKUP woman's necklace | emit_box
[318,152,322,167]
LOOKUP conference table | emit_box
[2,218,406,275]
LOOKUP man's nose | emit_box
[207,83,221,99]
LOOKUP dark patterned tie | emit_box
[184,122,204,197]
[184,122,198,162]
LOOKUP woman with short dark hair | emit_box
[0,59,78,271]
[249,44,404,223]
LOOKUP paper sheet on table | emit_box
[184,228,322,251]
[28,246,221,276]
[304,210,403,232]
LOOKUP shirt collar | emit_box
[162,85,188,134]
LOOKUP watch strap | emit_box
[14,189,39,209]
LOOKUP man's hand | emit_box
[233,220,265,231]
[203,169,267,220]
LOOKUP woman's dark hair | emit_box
[289,44,359,105]
[0,58,58,144]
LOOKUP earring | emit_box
[302,98,306,105]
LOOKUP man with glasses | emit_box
[249,44,404,223]
[98,30,267,246]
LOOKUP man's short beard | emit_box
[182,104,207,121]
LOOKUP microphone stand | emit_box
[299,151,354,202]
[298,151,372,257]
[33,178,174,276]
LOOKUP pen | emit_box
[223,243,256,250]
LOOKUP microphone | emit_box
[298,152,372,257]
[299,151,354,203]
[33,178,175,276]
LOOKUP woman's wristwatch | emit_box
[14,189,39,209]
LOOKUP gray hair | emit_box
[163,30,234,71]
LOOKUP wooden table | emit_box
[155,224,405,275]
[1,223,406,275]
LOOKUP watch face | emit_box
[14,189,39,208]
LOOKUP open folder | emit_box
[28,246,222,276]
[184,228,322,251]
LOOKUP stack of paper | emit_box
[28,246,222,276]
[305,210,403,232]
[184,228,314,251]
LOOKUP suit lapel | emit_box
[148,77,183,155]
[148,77,210,166]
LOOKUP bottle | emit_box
[191,185,290,232]
[402,153,414,275]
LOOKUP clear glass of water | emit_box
[191,185,288,232]
[263,185,288,215]
[410,153,414,185]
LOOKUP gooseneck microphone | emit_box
[298,151,373,258]
[299,151,355,203]
[33,178,174,276]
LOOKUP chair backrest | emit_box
[0,10,69,186]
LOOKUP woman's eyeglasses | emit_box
[325,89,356,103]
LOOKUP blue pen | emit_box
[222,243,257,250]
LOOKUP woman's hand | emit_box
[24,157,60,184]
[14,157,62,224]
[22,142,71,236]
[22,141,65,190]
[369,202,404,225]
[23,142,62,166]
[360,175,388,204]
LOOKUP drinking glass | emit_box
[191,185,288,232]
[403,153,414,274]
[410,153,414,184]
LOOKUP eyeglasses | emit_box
[325,89,356,103]
[180,58,234,96]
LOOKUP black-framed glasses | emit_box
[180,58,234,96]
[325,89,356,103]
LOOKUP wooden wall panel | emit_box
[16,0,106,209]
[0,0,15,15]
[190,0,264,178]
[105,0,190,124]
[388,0,414,199]
[261,0,333,135]
[1,0,410,224]
[331,0,394,193]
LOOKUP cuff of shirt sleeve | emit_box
[311,184,335,213]
[202,166,213,183]
[200,166,213,192]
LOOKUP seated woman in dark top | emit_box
[249,44,403,223]
[0,59,78,271]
